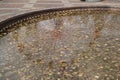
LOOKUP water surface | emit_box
[0,11,120,80]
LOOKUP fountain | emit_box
[0,7,120,80]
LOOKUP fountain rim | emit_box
[0,6,120,30]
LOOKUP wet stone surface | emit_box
[0,10,120,80]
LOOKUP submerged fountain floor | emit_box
[0,7,120,80]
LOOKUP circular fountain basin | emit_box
[0,7,120,80]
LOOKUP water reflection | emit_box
[0,11,120,80]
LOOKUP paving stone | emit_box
[34,3,64,8]
[69,1,83,3]
[37,0,62,3]
[29,0,37,3]
[0,9,18,14]
[1,0,29,3]
[0,3,25,8]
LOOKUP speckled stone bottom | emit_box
[0,9,120,80]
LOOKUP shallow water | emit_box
[0,11,120,80]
